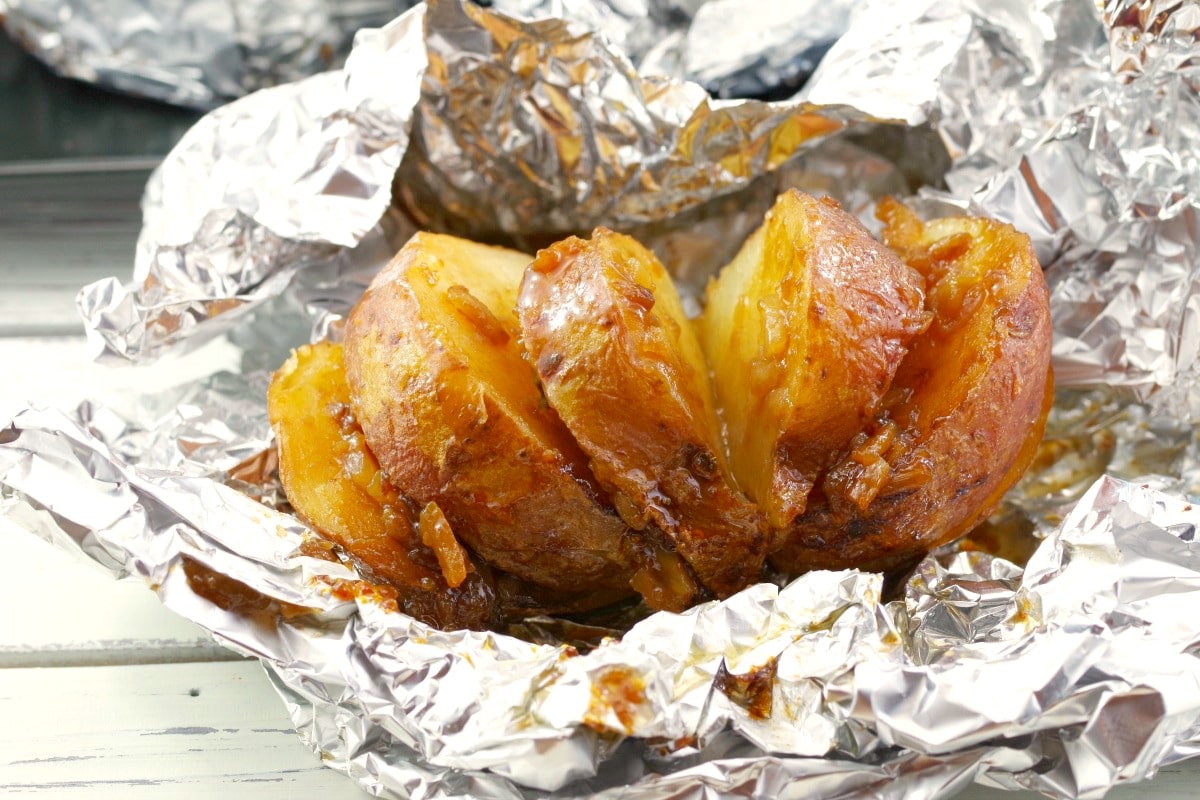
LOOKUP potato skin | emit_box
[342,232,637,594]
[267,341,502,630]
[702,190,929,531]
[275,196,1052,621]
[519,229,765,598]
[770,199,1054,573]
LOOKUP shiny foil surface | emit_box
[6,0,1200,798]
[0,0,422,108]
[78,0,861,363]
[8,407,1200,799]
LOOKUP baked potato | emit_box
[269,340,639,626]
[769,198,1053,573]
[267,340,499,629]
[519,229,764,599]
[342,232,638,594]
[701,190,930,530]
[269,190,1053,629]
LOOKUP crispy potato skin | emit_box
[519,230,765,598]
[343,233,637,593]
[770,199,1054,573]
[267,341,502,630]
[274,196,1053,623]
[702,191,929,531]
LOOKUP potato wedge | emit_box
[343,232,637,593]
[702,190,929,530]
[519,229,764,598]
[267,340,501,629]
[770,199,1054,573]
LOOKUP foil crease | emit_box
[806,0,1200,417]
[78,8,427,363]
[78,0,860,363]
[12,0,1200,798]
[488,0,857,99]
[392,0,856,258]
[7,408,1200,799]
[1,0,421,109]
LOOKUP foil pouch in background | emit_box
[0,0,422,108]
[0,0,853,108]
[5,0,1200,798]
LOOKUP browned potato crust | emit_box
[702,191,930,531]
[267,341,501,629]
[271,193,1053,627]
[770,199,1054,573]
[519,230,765,598]
[342,233,637,594]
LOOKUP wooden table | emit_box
[0,157,365,798]
[2,160,1198,800]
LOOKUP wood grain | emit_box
[0,519,234,668]
[0,162,152,336]
[0,660,369,799]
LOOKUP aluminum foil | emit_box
[7,408,1200,799]
[77,0,864,363]
[0,0,854,113]
[806,0,1200,418]
[6,0,1200,798]
[488,0,857,99]
[0,0,422,108]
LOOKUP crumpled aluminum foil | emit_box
[806,0,1200,419]
[7,409,1200,799]
[489,0,857,99]
[0,0,421,108]
[5,0,1200,798]
[77,0,864,363]
[0,0,855,111]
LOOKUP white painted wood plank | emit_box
[0,335,248,666]
[0,658,1197,799]
[0,660,370,799]
[0,334,241,425]
[0,518,233,666]
[958,763,1200,800]
[0,163,152,336]
[0,334,245,665]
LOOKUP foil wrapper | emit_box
[1,0,421,109]
[807,0,1200,419]
[77,0,864,363]
[7,0,1200,797]
[7,409,1200,799]
[488,0,857,99]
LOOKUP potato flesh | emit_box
[273,195,1052,622]
[519,230,764,598]
[268,341,435,589]
[343,233,637,593]
[267,341,505,630]
[770,199,1053,572]
[702,190,929,530]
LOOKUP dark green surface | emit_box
[0,166,149,335]
[0,30,197,333]
[0,30,201,163]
